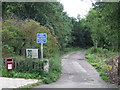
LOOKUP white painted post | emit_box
[41,43,43,59]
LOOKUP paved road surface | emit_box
[0,77,38,89]
[35,50,115,88]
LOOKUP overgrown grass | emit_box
[1,53,61,84]
[41,54,61,84]
[85,47,116,82]
[2,65,42,79]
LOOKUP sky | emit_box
[59,0,96,18]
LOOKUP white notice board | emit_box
[26,49,38,58]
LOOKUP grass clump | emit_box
[85,47,115,82]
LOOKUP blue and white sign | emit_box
[37,33,47,43]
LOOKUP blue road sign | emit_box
[37,33,47,43]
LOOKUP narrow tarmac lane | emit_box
[34,50,112,88]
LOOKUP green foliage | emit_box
[86,2,119,51]
[60,47,83,56]
[2,45,15,57]
[2,2,119,84]
[2,58,41,79]
[2,2,119,53]
[13,73,40,79]
[2,54,61,84]
[2,19,59,58]
[2,18,61,84]
[2,20,23,56]
[86,47,114,58]
[2,67,41,79]
[70,17,93,47]
[85,47,115,82]
[99,72,110,82]
[2,2,73,49]
[14,59,43,74]
[41,54,61,84]
[42,71,60,84]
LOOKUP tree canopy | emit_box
[2,2,119,57]
[86,2,119,51]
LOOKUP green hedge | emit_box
[14,59,43,74]
[2,54,61,84]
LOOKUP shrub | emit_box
[100,72,110,82]
[2,18,61,84]
[41,54,61,83]
[2,54,61,83]
[2,19,59,59]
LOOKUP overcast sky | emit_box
[59,0,96,18]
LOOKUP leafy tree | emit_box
[2,2,73,49]
[86,2,119,51]
[70,17,93,47]
[2,18,59,58]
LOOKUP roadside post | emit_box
[36,33,49,72]
[43,59,49,72]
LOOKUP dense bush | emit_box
[2,18,61,83]
[2,54,61,83]
[2,18,59,58]
[2,66,41,79]
[14,59,43,74]
[2,2,74,49]
[2,57,43,78]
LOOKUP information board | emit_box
[26,49,38,58]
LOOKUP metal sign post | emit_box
[37,33,47,59]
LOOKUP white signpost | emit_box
[36,33,49,72]
[37,33,47,59]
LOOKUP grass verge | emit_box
[18,80,43,89]
[85,47,116,82]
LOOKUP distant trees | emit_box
[70,17,93,47]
